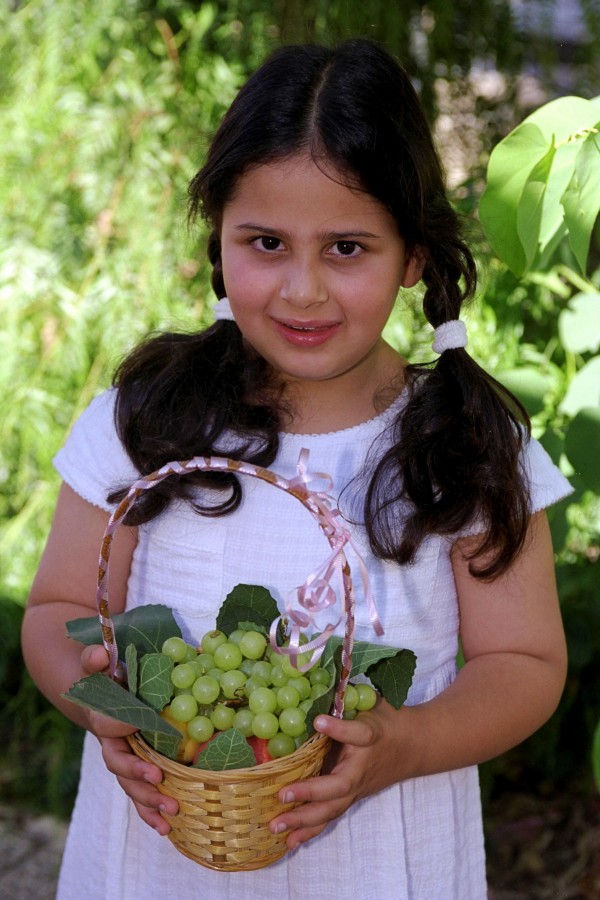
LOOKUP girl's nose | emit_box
[280,260,328,307]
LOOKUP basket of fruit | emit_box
[64,455,416,872]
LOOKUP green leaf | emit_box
[480,122,549,275]
[141,729,182,761]
[66,605,182,657]
[216,584,280,637]
[564,407,600,493]
[137,653,174,711]
[63,673,182,737]
[367,650,417,709]
[516,139,556,270]
[496,367,553,417]
[322,637,416,711]
[560,357,600,417]
[559,292,600,354]
[125,643,138,695]
[192,728,256,771]
[562,128,600,274]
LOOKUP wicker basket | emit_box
[96,454,356,871]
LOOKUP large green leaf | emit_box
[564,407,600,493]
[562,128,600,274]
[216,583,280,637]
[141,729,182,762]
[559,357,600,417]
[479,122,549,275]
[63,673,182,737]
[192,728,256,771]
[137,653,174,711]
[125,643,138,695]
[66,605,182,657]
[559,292,600,354]
[516,139,556,271]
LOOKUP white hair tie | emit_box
[213,297,236,321]
[432,320,467,354]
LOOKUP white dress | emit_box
[54,389,572,900]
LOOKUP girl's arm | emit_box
[269,510,567,849]
[22,484,178,834]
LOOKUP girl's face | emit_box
[220,154,423,422]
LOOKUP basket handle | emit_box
[97,453,357,717]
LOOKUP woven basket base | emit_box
[128,730,331,871]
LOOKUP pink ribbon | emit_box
[269,450,384,673]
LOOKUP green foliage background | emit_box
[1,0,598,817]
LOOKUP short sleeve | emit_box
[521,433,573,513]
[53,389,139,512]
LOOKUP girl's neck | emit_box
[280,352,407,435]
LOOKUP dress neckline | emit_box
[280,389,407,440]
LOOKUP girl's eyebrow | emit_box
[234,222,382,241]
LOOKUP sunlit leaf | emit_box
[497,367,553,416]
[562,128,600,274]
[559,357,600,417]
[559,292,600,353]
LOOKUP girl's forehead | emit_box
[223,154,392,229]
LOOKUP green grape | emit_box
[280,649,312,676]
[310,683,329,701]
[183,644,199,662]
[213,641,243,672]
[244,674,268,696]
[278,707,307,737]
[270,666,288,688]
[228,629,246,645]
[201,630,228,655]
[252,711,279,739]
[191,675,220,705]
[240,658,256,676]
[194,653,214,675]
[210,704,236,731]
[207,667,225,682]
[268,733,296,758]
[309,667,330,686]
[356,683,377,710]
[343,708,358,720]
[248,687,278,714]
[287,676,311,700]
[239,630,267,660]
[233,708,255,737]
[161,636,189,663]
[221,668,247,699]
[187,715,214,743]
[170,662,197,690]
[276,685,301,709]
[343,683,359,711]
[170,693,199,722]
[294,731,309,749]
[252,660,273,683]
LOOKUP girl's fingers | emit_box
[81,644,111,675]
[100,736,179,819]
[313,713,378,747]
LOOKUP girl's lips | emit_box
[272,318,342,347]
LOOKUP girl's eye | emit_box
[253,236,283,252]
[331,241,362,257]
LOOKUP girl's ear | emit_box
[401,245,426,288]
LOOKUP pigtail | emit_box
[366,219,532,579]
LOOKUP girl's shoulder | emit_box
[53,388,139,512]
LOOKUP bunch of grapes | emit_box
[160,629,377,766]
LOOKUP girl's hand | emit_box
[269,698,410,850]
[81,644,179,835]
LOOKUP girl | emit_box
[22,39,571,899]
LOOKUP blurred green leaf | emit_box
[564,407,600,493]
[559,292,600,354]
[497,367,553,416]
[560,358,600,418]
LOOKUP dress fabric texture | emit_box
[54,389,572,900]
